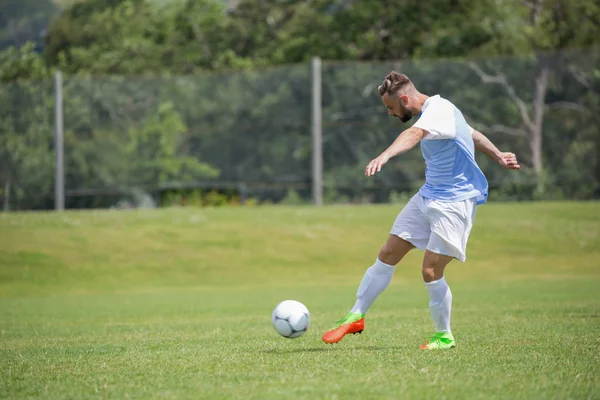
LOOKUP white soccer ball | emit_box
[271,300,310,338]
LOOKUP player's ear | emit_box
[400,94,409,106]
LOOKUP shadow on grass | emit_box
[261,345,397,354]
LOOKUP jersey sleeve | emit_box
[413,100,456,140]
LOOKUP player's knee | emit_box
[422,251,452,282]
[422,258,443,282]
[377,246,396,265]
[421,266,437,283]
[377,236,413,265]
[378,240,406,265]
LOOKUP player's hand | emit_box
[498,152,520,170]
[365,154,390,176]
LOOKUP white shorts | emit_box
[390,194,477,262]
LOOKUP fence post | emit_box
[239,183,247,206]
[311,56,323,206]
[3,181,9,212]
[54,70,65,211]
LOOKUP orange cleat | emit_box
[322,312,365,344]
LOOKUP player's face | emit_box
[382,92,412,123]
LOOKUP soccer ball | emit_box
[271,300,310,338]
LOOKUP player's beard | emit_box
[399,113,412,123]
[396,111,412,123]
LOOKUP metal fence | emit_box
[1,48,599,211]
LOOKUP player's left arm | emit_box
[472,129,520,170]
[365,127,426,176]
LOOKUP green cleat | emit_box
[333,312,365,327]
[420,332,456,350]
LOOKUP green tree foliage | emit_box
[464,0,600,194]
[43,0,240,74]
[0,43,53,210]
[60,75,220,208]
[0,0,57,50]
[0,0,598,209]
[0,41,49,81]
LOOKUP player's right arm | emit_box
[472,129,520,170]
[365,127,426,176]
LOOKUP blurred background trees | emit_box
[0,0,599,209]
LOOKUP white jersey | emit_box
[412,95,489,204]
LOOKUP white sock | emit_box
[424,276,452,333]
[350,258,396,315]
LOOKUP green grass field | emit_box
[1,202,599,399]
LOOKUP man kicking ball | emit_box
[322,72,520,349]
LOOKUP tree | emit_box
[0,43,53,210]
[43,0,239,75]
[466,0,600,194]
[0,0,57,50]
[61,75,220,207]
[0,41,49,82]
[1,0,599,210]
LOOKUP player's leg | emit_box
[350,234,415,315]
[322,195,430,344]
[321,235,414,344]
[419,198,477,350]
[420,250,456,350]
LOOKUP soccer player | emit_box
[322,72,520,349]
